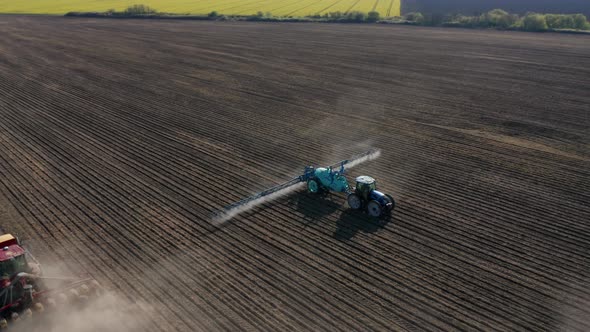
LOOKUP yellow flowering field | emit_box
[0,0,400,17]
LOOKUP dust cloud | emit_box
[8,262,154,332]
[12,293,151,332]
[212,182,305,226]
[556,283,590,332]
[344,148,381,169]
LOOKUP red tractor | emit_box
[0,233,99,327]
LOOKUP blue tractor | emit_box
[301,162,395,217]
[346,176,395,217]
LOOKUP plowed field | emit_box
[0,16,589,331]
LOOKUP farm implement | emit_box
[217,149,395,222]
[0,233,101,329]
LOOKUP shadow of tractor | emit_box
[333,210,392,241]
[288,192,342,224]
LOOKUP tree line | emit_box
[403,9,589,31]
[65,5,590,32]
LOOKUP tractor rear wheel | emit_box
[307,179,320,194]
[367,200,382,217]
[347,193,362,210]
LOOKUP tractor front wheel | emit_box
[307,179,320,194]
[385,194,396,211]
[367,200,382,217]
[347,193,362,210]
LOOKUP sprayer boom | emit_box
[326,148,379,170]
[215,149,381,220]
[220,177,303,214]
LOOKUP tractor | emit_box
[0,233,100,327]
[302,165,395,217]
[346,176,395,217]
[216,149,395,221]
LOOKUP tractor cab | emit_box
[355,176,376,200]
[347,176,395,217]
[0,235,28,281]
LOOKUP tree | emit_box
[457,15,479,27]
[404,12,424,24]
[545,14,561,29]
[367,11,380,22]
[123,4,157,15]
[248,11,273,21]
[522,13,548,31]
[208,11,219,19]
[572,14,588,30]
[325,11,343,20]
[344,11,366,22]
[483,9,517,28]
